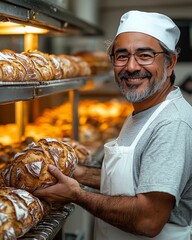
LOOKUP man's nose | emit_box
[124,55,142,72]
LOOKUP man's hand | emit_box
[72,165,101,189]
[33,165,81,204]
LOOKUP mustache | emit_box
[119,71,152,80]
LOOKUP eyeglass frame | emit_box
[110,49,167,67]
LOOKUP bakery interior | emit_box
[0,0,191,239]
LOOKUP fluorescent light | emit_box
[0,22,48,34]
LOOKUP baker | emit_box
[34,10,192,240]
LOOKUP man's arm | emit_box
[33,165,175,238]
[73,165,101,189]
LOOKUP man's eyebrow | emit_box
[114,47,155,54]
[137,47,155,52]
[114,48,128,55]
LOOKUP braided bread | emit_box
[0,49,91,82]
[22,50,55,81]
[1,49,40,82]
[69,56,91,76]
[1,138,78,192]
[49,54,63,80]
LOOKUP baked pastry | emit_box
[0,187,45,239]
[22,50,55,81]
[0,52,26,82]
[49,54,63,80]
[0,49,40,82]
[70,56,91,76]
[58,54,77,78]
[0,49,91,82]
[62,138,92,165]
[1,138,78,192]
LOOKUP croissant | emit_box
[0,187,45,239]
[1,138,78,192]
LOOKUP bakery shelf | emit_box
[0,0,103,36]
[20,203,75,240]
[0,77,88,104]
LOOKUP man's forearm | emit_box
[74,189,140,234]
[73,189,174,237]
[74,165,101,189]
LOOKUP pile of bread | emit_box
[28,99,133,143]
[0,137,91,238]
[0,49,91,82]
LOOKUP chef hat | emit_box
[116,10,180,51]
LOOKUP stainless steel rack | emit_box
[20,204,75,240]
[0,77,88,104]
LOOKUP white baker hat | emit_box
[116,10,180,51]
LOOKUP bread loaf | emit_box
[0,187,45,239]
[0,49,91,82]
[49,54,63,80]
[22,50,55,81]
[62,138,92,165]
[0,51,23,82]
[1,138,78,192]
[72,56,92,76]
[2,49,41,82]
[58,54,77,78]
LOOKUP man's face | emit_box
[113,32,173,102]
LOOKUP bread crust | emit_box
[0,187,45,239]
[1,138,78,192]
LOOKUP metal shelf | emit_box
[0,77,88,104]
[20,203,75,240]
[0,0,103,36]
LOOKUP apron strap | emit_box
[131,100,171,148]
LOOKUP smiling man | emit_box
[34,11,192,240]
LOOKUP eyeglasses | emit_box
[110,50,166,67]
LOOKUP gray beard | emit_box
[119,69,167,103]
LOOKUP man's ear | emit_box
[167,54,177,77]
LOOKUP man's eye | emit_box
[116,54,128,60]
[138,52,153,59]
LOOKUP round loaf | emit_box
[1,138,78,192]
[0,187,45,238]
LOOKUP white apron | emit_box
[94,99,191,240]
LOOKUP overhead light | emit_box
[0,22,48,34]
